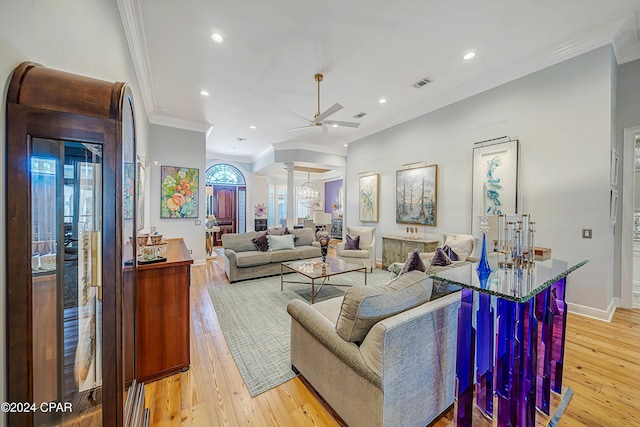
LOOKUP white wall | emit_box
[149,124,207,261]
[0,1,148,424]
[346,46,615,317]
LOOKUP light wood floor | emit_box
[146,258,640,426]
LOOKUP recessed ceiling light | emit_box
[344,144,348,147]
[378,98,387,104]
[463,51,476,61]
[332,124,338,128]
[211,33,224,43]
[200,90,210,96]
[249,125,256,129]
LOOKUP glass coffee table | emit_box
[281,257,367,303]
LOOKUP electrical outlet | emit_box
[195,220,201,226]
[188,249,192,254]
[582,228,592,239]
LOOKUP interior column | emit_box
[285,162,295,228]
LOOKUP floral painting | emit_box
[359,174,379,222]
[161,166,199,218]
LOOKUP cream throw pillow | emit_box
[267,234,295,251]
[335,270,433,343]
[443,234,474,261]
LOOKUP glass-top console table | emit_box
[430,253,589,427]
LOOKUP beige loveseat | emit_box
[222,228,320,282]
[287,270,460,427]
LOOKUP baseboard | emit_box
[567,297,618,322]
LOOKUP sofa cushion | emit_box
[339,249,369,259]
[443,234,474,261]
[222,231,259,252]
[235,251,272,267]
[400,250,427,274]
[290,228,315,247]
[442,244,458,261]
[335,270,433,343]
[268,227,285,236]
[268,234,296,251]
[269,249,300,263]
[346,234,360,250]
[296,245,322,259]
[283,227,299,242]
[252,231,269,252]
[346,226,373,248]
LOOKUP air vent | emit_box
[411,77,433,88]
[353,112,367,119]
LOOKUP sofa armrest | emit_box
[287,299,381,387]
[335,241,346,256]
[223,248,237,264]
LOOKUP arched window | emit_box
[205,163,247,236]
[206,163,245,185]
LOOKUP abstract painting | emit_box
[359,174,379,222]
[161,166,199,218]
[395,164,437,226]
[472,139,519,235]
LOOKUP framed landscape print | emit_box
[359,174,379,222]
[161,165,199,218]
[395,164,437,226]
[472,139,519,235]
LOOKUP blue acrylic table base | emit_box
[455,277,569,426]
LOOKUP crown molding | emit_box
[117,0,156,118]
[148,114,211,133]
[339,13,640,147]
[613,12,640,64]
[273,141,347,157]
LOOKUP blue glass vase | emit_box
[476,232,492,278]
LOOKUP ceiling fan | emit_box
[286,73,360,133]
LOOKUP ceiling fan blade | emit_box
[313,103,343,124]
[323,120,360,128]
[286,125,316,132]
[285,110,313,124]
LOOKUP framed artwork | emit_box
[123,162,134,219]
[161,165,199,218]
[136,159,145,230]
[359,174,379,222]
[611,189,618,226]
[472,139,519,235]
[395,164,437,226]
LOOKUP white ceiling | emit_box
[119,0,640,164]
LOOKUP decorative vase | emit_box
[318,234,330,264]
[321,246,328,264]
[476,231,492,277]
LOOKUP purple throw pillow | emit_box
[442,244,458,261]
[252,231,269,252]
[400,250,427,274]
[431,247,452,266]
[346,234,360,250]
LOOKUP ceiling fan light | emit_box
[332,124,338,128]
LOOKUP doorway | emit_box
[621,126,640,309]
[205,163,247,246]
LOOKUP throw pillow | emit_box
[267,234,295,251]
[442,244,458,261]
[346,234,360,250]
[335,270,433,343]
[443,234,474,261]
[400,249,427,274]
[431,247,452,266]
[283,227,299,242]
[251,231,269,252]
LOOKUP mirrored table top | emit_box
[429,253,589,302]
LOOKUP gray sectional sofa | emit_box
[287,270,461,427]
[221,227,321,282]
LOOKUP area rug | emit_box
[207,268,391,396]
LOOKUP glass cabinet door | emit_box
[31,137,104,426]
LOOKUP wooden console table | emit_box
[136,238,193,382]
[381,235,439,269]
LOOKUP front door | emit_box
[214,186,236,246]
